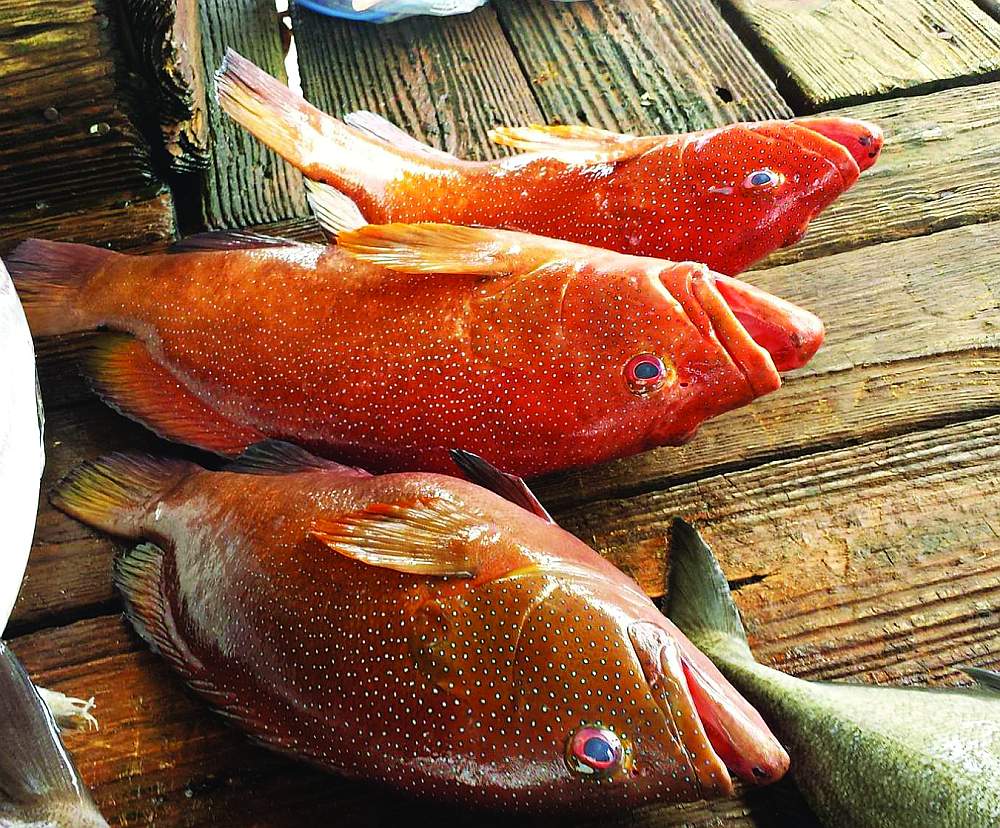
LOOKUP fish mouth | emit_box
[629,621,790,789]
[793,116,884,173]
[752,121,861,190]
[677,266,823,394]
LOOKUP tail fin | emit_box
[665,519,755,666]
[0,642,109,827]
[4,240,116,336]
[50,453,194,539]
[214,49,407,196]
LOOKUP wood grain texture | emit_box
[759,81,1000,268]
[122,0,210,172]
[292,3,542,159]
[0,0,165,217]
[196,0,308,228]
[533,219,1000,512]
[493,0,791,133]
[718,0,1000,110]
[0,189,176,255]
[556,415,1000,686]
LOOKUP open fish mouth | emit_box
[629,621,789,789]
[682,268,824,395]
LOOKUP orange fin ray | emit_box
[86,334,265,456]
[488,123,664,162]
[310,497,483,577]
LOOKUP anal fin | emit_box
[86,334,264,456]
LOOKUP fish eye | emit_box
[566,726,630,777]
[742,168,783,191]
[624,353,671,395]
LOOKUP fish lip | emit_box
[686,268,782,397]
[627,622,734,796]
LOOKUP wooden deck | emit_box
[2,0,999,825]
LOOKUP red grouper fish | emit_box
[7,223,823,478]
[215,49,882,275]
[50,440,790,811]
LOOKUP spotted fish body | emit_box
[216,50,883,276]
[7,224,822,478]
[668,522,1000,828]
[52,443,788,811]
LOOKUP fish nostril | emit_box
[752,766,770,780]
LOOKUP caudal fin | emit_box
[51,453,194,539]
[215,49,404,196]
[0,642,108,827]
[5,240,115,336]
[665,519,756,666]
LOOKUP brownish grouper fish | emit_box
[0,642,108,827]
[667,520,1000,828]
[52,441,789,812]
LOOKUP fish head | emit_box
[560,258,823,449]
[673,119,872,271]
[407,545,787,810]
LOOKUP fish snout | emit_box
[794,116,883,173]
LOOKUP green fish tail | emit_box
[666,519,756,667]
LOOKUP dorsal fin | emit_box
[305,180,367,239]
[488,123,665,163]
[225,440,371,477]
[344,111,458,163]
[337,222,575,276]
[449,449,552,523]
[170,231,300,253]
[962,666,1000,693]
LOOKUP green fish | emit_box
[665,519,1000,828]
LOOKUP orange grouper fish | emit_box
[216,50,882,276]
[50,440,789,811]
[7,223,822,478]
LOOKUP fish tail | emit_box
[0,641,108,827]
[215,49,407,199]
[665,519,756,666]
[51,453,194,539]
[5,239,117,336]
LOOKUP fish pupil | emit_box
[633,360,661,380]
[750,171,773,186]
[583,736,614,764]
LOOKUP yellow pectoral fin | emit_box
[337,222,578,277]
[487,123,664,162]
[309,496,484,577]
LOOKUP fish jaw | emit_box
[630,620,790,788]
[794,116,884,173]
[714,275,824,372]
[627,621,734,797]
[682,267,782,397]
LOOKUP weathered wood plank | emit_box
[195,0,309,228]
[717,0,1000,110]
[759,81,1000,268]
[292,4,542,159]
[0,0,170,224]
[122,0,210,172]
[534,220,1000,510]
[555,414,1000,687]
[0,190,176,255]
[493,0,791,133]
